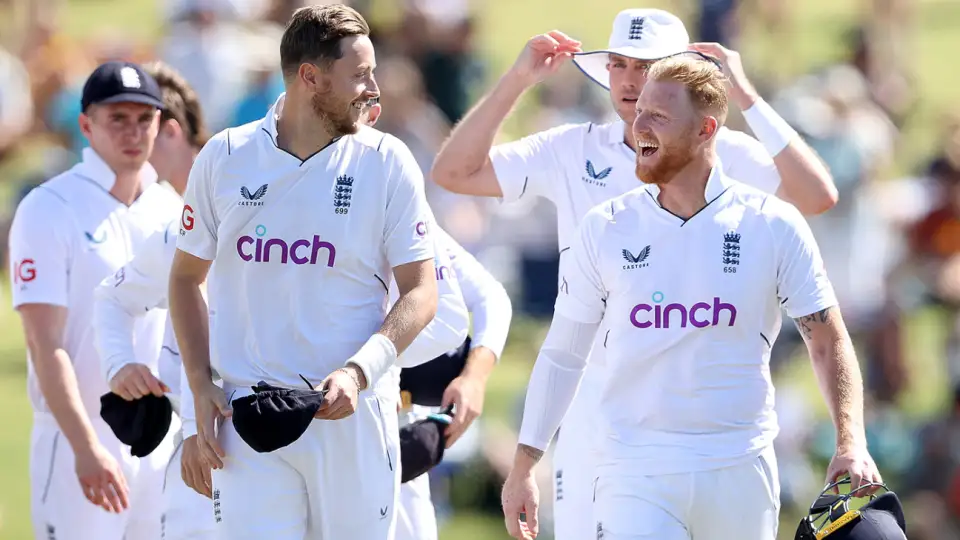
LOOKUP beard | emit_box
[311,88,359,137]
[635,129,697,186]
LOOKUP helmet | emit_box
[795,478,907,540]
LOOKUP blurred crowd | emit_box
[1,0,959,538]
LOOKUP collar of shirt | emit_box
[641,163,732,202]
[262,92,285,142]
[75,147,158,193]
[605,120,629,146]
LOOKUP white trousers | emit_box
[30,412,176,540]
[594,446,781,540]
[211,390,400,540]
[161,437,216,539]
[395,472,438,540]
[551,375,601,540]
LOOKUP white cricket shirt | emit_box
[556,166,837,474]
[491,120,785,402]
[177,96,435,393]
[9,148,182,416]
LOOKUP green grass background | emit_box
[0,0,958,538]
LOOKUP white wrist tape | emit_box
[742,98,798,157]
[346,333,398,388]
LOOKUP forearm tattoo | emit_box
[518,444,544,463]
[794,307,832,341]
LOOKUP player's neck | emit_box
[656,153,716,219]
[107,169,146,206]
[275,95,337,160]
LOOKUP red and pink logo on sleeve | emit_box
[14,259,36,285]
[180,205,195,234]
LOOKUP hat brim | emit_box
[94,93,165,110]
[572,45,688,90]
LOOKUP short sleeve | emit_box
[489,124,581,204]
[768,199,838,318]
[381,135,435,267]
[716,128,781,195]
[177,133,225,260]
[9,189,71,308]
[554,208,607,324]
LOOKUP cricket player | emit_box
[91,61,213,540]
[431,9,839,538]
[500,55,881,540]
[9,61,183,540]
[168,5,439,539]
[362,100,514,540]
[395,226,513,540]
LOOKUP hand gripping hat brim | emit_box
[399,413,452,483]
[572,9,690,91]
[231,382,327,453]
[99,392,173,458]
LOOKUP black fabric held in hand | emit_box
[399,417,448,483]
[399,336,471,406]
[231,382,327,453]
[99,392,173,458]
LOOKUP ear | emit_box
[700,116,719,141]
[78,112,93,139]
[159,118,183,140]
[298,62,322,90]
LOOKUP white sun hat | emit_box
[572,9,690,90]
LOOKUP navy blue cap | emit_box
[81,61,165,112]
[99,392,173,458]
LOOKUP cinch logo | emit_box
[416,221,428,237]
[629,291,737,329]
[436,264,453,280]
[236,224,336,266]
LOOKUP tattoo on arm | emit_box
[793,307,832,342]
[518,444,544,463]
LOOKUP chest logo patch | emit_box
[583,160,612,187]
[723,231,740,274]
[622,245,651,270]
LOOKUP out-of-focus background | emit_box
[1,0,959,538]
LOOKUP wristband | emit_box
[345,334,398,390]
[741,98,798,157]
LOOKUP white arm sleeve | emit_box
[179,363,197,438]
[517,313,599,451]
[442,228,512,359]
[94,224,178,383]
[177,132,225,260]
[489,124,580,204]
[518,210,608,451]
[390,231,470,368]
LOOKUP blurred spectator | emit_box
[0,44,33,161]
[157,1,260,131]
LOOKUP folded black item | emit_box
[400,336,471,407]
[400,409,453,483]
[99,392,173,458]
[231,380,327,453]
